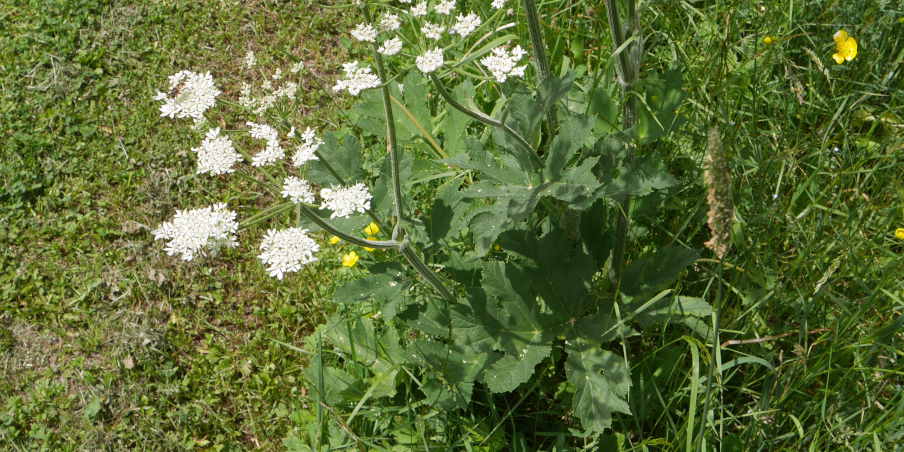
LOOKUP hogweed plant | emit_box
[150,0,706,447]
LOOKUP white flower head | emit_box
[480,45,528,82]
[258,228,319,280]
[332,61,381,96]
[244,51,256,68]
[246,121,286,166]
[351,23,378,42]
[491,0,505,9]
[290,61,305,74]
[435,0,455,15]
[410,2,427,17]
[379,13,401,32]
[292,127,322,166]
[454,12,481,37]
[319,183,373,218]
[152,203,238,261]
[281,176,317,204]
[421,22,445,40]
[156,71,221,120]
[191,128,242,176]
[272,68,283,80]
[416,47,444,74]
[378,37,403,56]
[399,0,412,3]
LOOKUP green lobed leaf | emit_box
[305,131,364,185]
[545,114,595,181]
[422,182,467,246]
[467,262,562,393]
[620,247,700,297]
[501,229,598,318]
[332,263,413,321]
[565,342,632,433]
[443,79,476,157]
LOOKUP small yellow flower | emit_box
[329,235,340,245]
[363,237,377,252]
[832,30,857,64]
[364,222,379,236]
[342,251,359,267]
[895,228,904,240]
[493,245,500,251]
[763,36,772,44]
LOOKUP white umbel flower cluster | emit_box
[281,176,317,204]
[257,228,320,280]
[410,2,427,17]
[292,127,322,166]
[421,22,445,40]
[152,203,238,261]
[243,51,256,68]
[154,71,221,120]
[247,122,286,167]
[453,12,481,37]
[435,0,455,15]
[416,47,444,74]
[350,23,378,42]
[192,128,242,175]
[480,45,528,82]
[319,184,373,218]
[332,61,381,96]
[379,14,401,32]
[378,37,403,56]
[491,0,505,9]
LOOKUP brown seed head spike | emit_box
[703,127,733,259]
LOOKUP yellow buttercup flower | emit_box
[832,30,857,64]
[329,235,340,245]
[363,237,377,252]
[763,36,772,44]
[364,222,379,236]
[342,251,359,267]
[895,228,904,240]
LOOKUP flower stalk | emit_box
[603,0,643,288]
[520,0,558,132]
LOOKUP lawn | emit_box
[1,0,903,451]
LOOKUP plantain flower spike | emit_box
[703,127,733,259]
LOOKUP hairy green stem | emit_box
[362,6,403,242]
[299,205,399,249]
[400,241,454,302]
[429,73,542,168]
[239,202,295,230]
[603,0,641,288]
[521,0,558,132]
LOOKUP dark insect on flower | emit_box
[168,82,187,99]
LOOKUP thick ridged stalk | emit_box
[603,0,641,288]
[360,6,453,302]
[521,0,558,132]
[362,6,403,242]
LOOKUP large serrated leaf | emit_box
[594,150,678,203]
[501,229,598,318]
[422,182,467,245]
[620,247,700,297]
[305,131,364,185]
[545,114,594,181]
[332,263,413,321]
[565,344,632,433]
[443,80,475,157]
[463,203,517,257]
[370,148,413,215]
[469,262,562,392]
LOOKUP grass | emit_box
[1,0,903,450]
